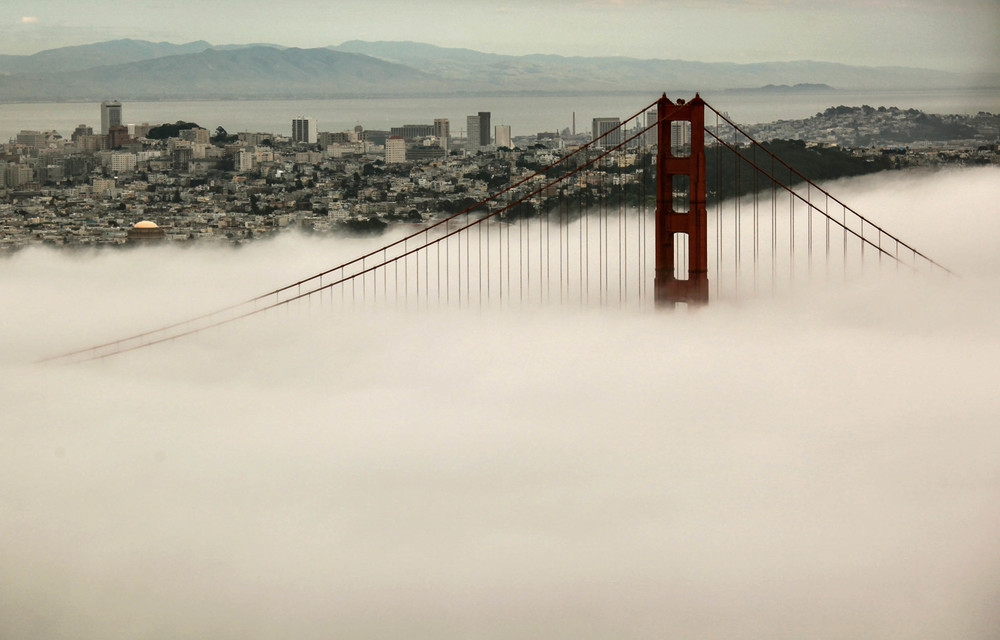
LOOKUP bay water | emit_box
[2,88,999,143]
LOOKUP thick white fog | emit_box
[2,167,999,639]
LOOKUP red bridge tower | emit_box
[655,94,709,307]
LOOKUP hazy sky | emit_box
[2,168,1000,638]
[2,0,999,72]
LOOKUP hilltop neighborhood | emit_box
[2,102,997,251]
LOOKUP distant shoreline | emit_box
[3,90,998,143]
[4,85,1000,106]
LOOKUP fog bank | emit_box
[2,167,999,639]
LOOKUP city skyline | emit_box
[2,0,998,74]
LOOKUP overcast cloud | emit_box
[2,167,999,638]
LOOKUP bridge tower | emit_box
[655,94,708,307]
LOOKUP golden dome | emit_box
[127,219,166,243]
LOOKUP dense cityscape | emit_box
[1,100,997,251]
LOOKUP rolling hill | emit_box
[0,39,993,102]
[0,46,452,101]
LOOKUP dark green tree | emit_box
[147,121,201,140]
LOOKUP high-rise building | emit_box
[318,131,350,147]
[434,118,450,150]
[592,117,621,149]
[16,130,46,148]
[362,130,390,147]
[390,124,435,139]
[110,153,137,173]
[71,124,94,142]
[478,112,491,147]
[78,134,108,152]
[641,110,658,147]
[236,149,254,172]
[466,112,491,152]
[292,117,317,144]
[108,125,130,149]
[670,120,691,156]
[385,136,407,164]
[466,115,481,153]
[4,163,33,188]
[494,125,512,149]
[101,101,122,135]
[172,147,193,172]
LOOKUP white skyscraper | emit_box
[101,101,122,135]
[292,117,317,144]
[494,125,512,149]
[385,136,407,164]
[643,110,658,147]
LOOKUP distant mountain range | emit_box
[0,38,994,102]
[0,46,447,100]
